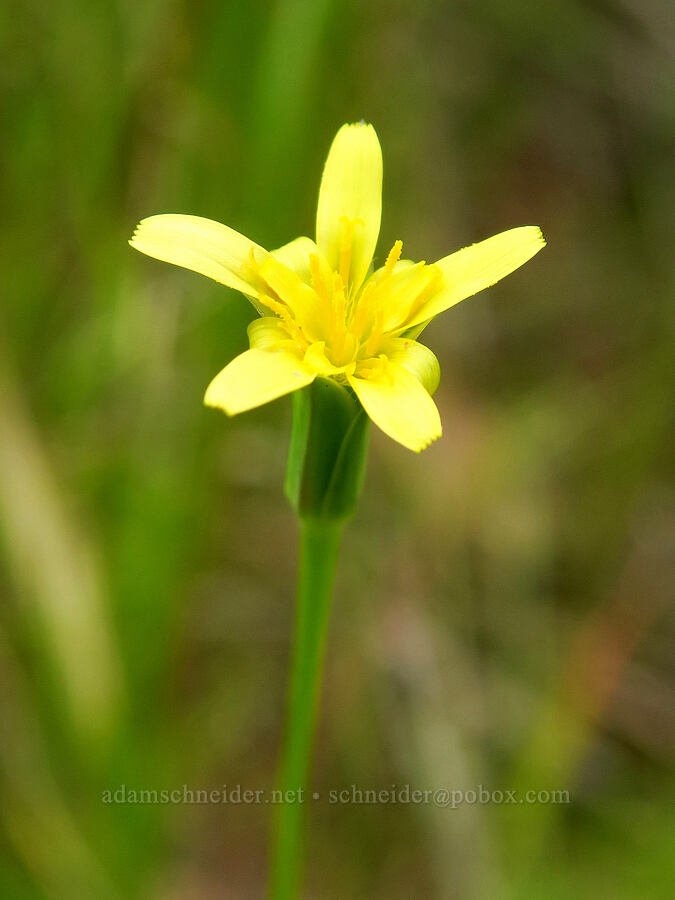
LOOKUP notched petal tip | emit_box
[414,428,443,453]
[348,361,442,452]
[342,120,374,132]
[128,221,144,244]
[129,216,162,243]
[530,225,546,247]
[126,214,269,298]
[203,390,234,417]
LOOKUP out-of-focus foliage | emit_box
[0,0,673,897]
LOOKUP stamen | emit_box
[338,217,354,288]
[332,273,346,323]
[348,238,403,332]
[364,308,384,356]
[240,245,263,287]
[359,356,387,381]
[349,281,374,335]
[330,273,347,359]
[405,264,443,324]
[384,239,403,275]
[246,247,306,346]
[309,254,330,305]
[255,294,302,343]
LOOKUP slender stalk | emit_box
[269,517,343,900]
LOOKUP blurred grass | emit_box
[1,0,674,897]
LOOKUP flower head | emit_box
[130,123,545,451]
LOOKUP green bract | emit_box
[285,378,369,521]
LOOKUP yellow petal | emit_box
[405,226,546,329]
[130,214,267,296]
[257,255,324,341]
[204,348,315,416]
[316,123,382,294]
[304,342,356,377]
[348,360,442,452]
[247,317,296,351]
[399,318,433,341]
[378,336,440,395]
[366,261,442,334]
[271,236,320,285]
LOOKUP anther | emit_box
[384,240,403,275]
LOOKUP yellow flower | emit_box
[130,123,545,451]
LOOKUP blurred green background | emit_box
[1,0,673,897]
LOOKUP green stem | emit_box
[268,517,343,900]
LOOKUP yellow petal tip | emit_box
[203,394,234,417]
[412,428,443,453]
[203,385,228,414]
[344,120,374,130]
[513,224,546,247]
[532,225,546,247]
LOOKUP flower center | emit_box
[309,235,406,367]
[243,233,440,371]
